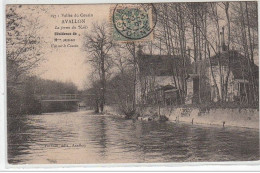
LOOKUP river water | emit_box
[8,110,259,164]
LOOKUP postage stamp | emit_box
[111,3,156,42]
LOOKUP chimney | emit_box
[221,27,227,51]
[219,31,222,52]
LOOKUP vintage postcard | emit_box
[5,1,259,165]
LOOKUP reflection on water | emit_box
[8,110,259,164]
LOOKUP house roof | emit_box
[139,54,183,66]
[138,54,192,76]
[160,84,176,91]
[151,84,178,92]
[210,50,241,66]
[208,50,258,80]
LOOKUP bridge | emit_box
[37,93,96,112]
[38,94,80,102]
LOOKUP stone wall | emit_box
[136,106,258,129]
[105,105,259,129]
[163,107,259,129]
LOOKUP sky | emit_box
[15,4,111,90]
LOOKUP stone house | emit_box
[186,50,259,104]
[136,43,258,106]
[136,53,191,106]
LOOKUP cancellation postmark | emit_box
[111,4,157,42]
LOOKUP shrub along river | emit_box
[8,110,259,164]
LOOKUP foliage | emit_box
[8,76,78,116]
[6,6,45,88]
[106,70,135,113]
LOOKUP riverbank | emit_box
[104,105,259,129]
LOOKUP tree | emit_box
[6,6,44,88]
[106,70,134,115]
[155,3,191,104]
[6,5,45,116]
[83,22,113,113]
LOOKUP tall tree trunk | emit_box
[100,55,106,113]
[132,43,136,111]
[207,43,221,102]
[240,2,255,104]
[245,1,257,103]
[224,2,231,102]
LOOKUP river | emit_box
[8,110,259,164]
